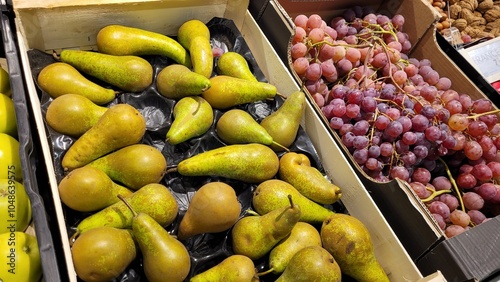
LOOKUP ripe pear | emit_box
[71,226,136,282]
[190,255,259,282]
[61,103,146,171]
[85,144,167,190]
[279,152,342,205]
[174,143,279,183]
[216,51,258,82]
[177,19,213,78]
[201,75,277,109]
[60,49,153,92]
[321,213,389,282]
[232,195,301,260]
[96,24,191,67]
[120,195,190,282]
[0,66,11,97]
[58,166,133,212]
[46,93,108,137]
[253,179,334,224]
[275,246,341,282]
[156,64,211,99]
[178,182,241,240]
[166,96,214,145]
[268,222,322,274]
[260,90,306,151]
[216,109,288,151]
[37,62,115,104]
[74,183,178,236]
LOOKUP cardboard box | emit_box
[11,0,444,281]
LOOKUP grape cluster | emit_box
[290,6,500,238]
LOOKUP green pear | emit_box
[46,93,108,137]
[61,103,146,171]
[120,195,190,282]
[58,166,133,212]
[216,109,289,151]
[177,19,213,78]
[279,152,342,205]
[252,179,334,224]
[260,90,306,151]
[85,144,167,190]
[96,24,191,67]
[37,62,115,104]
[321,214,389,282]
[201,75,277,109]
[275,246,342,282]
[268,222,322,274]
[216,51,258,82]
[156,64,211,99]
[71,226,136,282]
[166,96,214,145]
[190,255,260,282]
[174,143,279,183]
[232,195,301,260]
[74,183,178,236]
[59,49,153,92]
[178,182,241,240]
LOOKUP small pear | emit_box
[275,246,342,282]
[216,51,258,81]
[60,49,153,92]
[232,195,300,260]
[166,96,214,145]
[321,213,389,282]
[177,19,213,78]
[279,152,342,205]
[58,166,133,212]
[252,179,334,224]
[46,94,108,137]
[37,62,115,104]
[156,64,211,99]
[190,255,260,282]
[201,75,277,109]
[260,90,306,151]
[85,144,167,190]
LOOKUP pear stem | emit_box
[287,194,294,208]
[276,92,287,100]
[245,209,260,216]
[271,141,290,152]
[118,194,138,217]
[52,50,61,61]
[166,166,178,174]
[256,268,274,277]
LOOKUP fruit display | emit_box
[288,6,500,239]
[446,0,500,41]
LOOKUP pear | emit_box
[216,51,258,82]
[275,246,342,282]
[177,19,213,78]
[190,255,259,282]
[216,109,289,151]
[173,143,279,183]
[46,93,108,137]
[60,49,153,92]
[278,152,342,205]
[119,195,191,282]
[71,226,136,282]
[166,96,214,145]
[96,24,191,67]
[321,213,389,282]
[178,182,241,240]
[268,222,322,274]
[74,183,178,236]
[58,166,133,212]
[260,90,306,151]
[156,64,211,99]
[201,75,277,109]
[253,179,334,224]
[37,62,115,104]
[85,144,166,190]
[232,195,300,260]
[61,103,146,171]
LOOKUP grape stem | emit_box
[421,188,451,203]
[466,109,500,120]
[438,157,466,211]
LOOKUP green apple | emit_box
[0,93,17,137]
[0,179,32,233]
[0,231,42,282]
[0,133,23,182]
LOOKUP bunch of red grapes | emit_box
[290,6,500,238]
